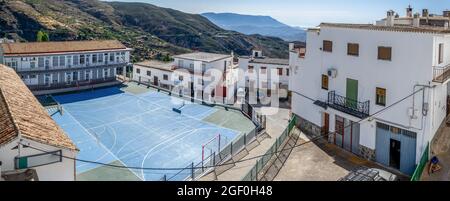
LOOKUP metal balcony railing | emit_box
[328,91,370,118]
[433,64,450,83]
[15,62,129,73]
[27,77,118,91]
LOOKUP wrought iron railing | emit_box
[328,91,370,118]
[16,62,128,73]
[433,64,450,83]
[27,77,118,91]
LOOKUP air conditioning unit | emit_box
[327,68,337,78]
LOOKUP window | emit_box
[439,43,444,64]
[189,63,194,69]
[378,46,392,61]
[136,68,141,74]
[85,70,91,81]
[103,68,109,78]
[59,56,65,67]
[321,74,329,90]
[287,69,290,76]
[73,55,79,65]
[52,56,59,67]
[277,68,283,76]
[38,57,44,68]
[323,40,333,52]
[73,71,79,81]
[178,60,184,67]
[248,66,254,73]
[86,55,91,65]
[179,75,183,81]
[80,55,85,65]
[109,53,114,62]
[376,87,386,106]
[163,74,168,80]
[92,54,97,63]
[146,70,151,76]
[30,62,36,69]
[98,53,103,63]
[260,67,267,74]
[347,43,359,56]
[67,56,72,67]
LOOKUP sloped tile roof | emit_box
[1,40,127,56]
[0,65,77,150]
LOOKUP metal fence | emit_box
[159,127,260,181]
[27,77,117,91]
[134,79,268,181]
[411,142,429,181]
[242,116,297,181]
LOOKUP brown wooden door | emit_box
[322,113,330,135]
[153,76,158,86]
[447,95,450,116]
[335,115,345,147]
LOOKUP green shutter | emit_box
[346,79,358,109]
[17,157,28,169]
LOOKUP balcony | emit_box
[433,64,450,83]
[27,77,117,91]
[327,91,370,118]
[15,62,129,74]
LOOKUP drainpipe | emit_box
[410,83,435,130]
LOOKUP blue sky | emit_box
[104,0,449,27]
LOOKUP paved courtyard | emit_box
[275,131,409,181]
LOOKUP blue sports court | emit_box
[49,85,240,181]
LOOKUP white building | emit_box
[0,65,78,181]
[290,9,450,175]
[0,40,132,94]
[376,6,450,28]
[133,52,236,103]
[238,50,290,99]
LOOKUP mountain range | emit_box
[201,12,306,42]
[0,0,290,61]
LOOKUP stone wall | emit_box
[294,114,322,138]
[359,145,375,161]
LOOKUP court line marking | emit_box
[139,128,202,179]
[131,91,241,134]
[63,108,144,181]
[55,90,129,107]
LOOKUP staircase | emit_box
[258,127,300,181]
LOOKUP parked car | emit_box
[339,168,399,181]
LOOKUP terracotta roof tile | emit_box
[1,40,127,56]
[0,65,77,150]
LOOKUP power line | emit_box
[20,87,424,173]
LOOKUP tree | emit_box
[36,30,49,42]
[162,53,171,62]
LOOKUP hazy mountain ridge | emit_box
[0,0,290,61]
[202,12,306,42]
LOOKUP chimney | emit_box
[422,9,429,17]
[406,5,413,17]
[252,49,262,58]
[444,10,450,17]
[413,13,420,27]
[289,43,294,51]
[386,10,395,26]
